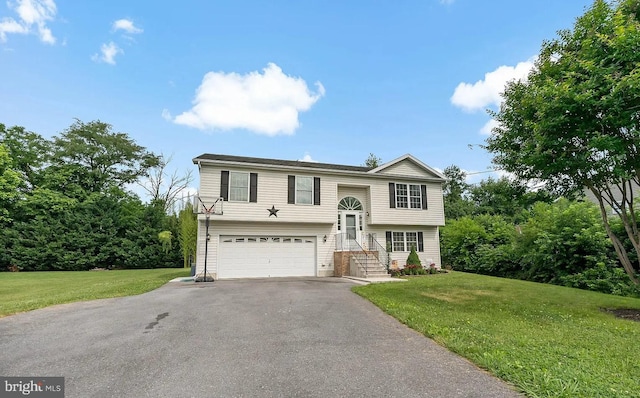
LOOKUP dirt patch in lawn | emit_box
[605,308,640,322]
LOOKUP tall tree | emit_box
[363,153,382,168]
[485,0,640,284]
[469,177,553,221]
[138,154,193,214]
[0,144,22,223]
[0,124,51,191]
[178,202,197,268]
[442,165,473,219]
[52,119,160,193]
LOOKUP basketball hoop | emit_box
[193,195,223,282]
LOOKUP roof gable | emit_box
[369,154,445,180]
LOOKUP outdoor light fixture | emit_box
[323,235,327,243]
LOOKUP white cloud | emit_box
[91,41,122,65]
[0,18,28,41]
[112,18,143,34]
[0,0,56,44]
[171,63,325,135]
[299,152,317,162]
[480,118,500,136]
[161,109,172,121]
[451,59,534,112]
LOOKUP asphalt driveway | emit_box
[0,278,522,397]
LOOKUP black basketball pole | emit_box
[196,197,217,283]
[203,212,210,281]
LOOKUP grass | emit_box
[0,268,190,318]
[353,272,640,398]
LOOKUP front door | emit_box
[339,211,363,250]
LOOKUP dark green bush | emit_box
[406,246,421,267]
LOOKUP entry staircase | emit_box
[336,233,390,278]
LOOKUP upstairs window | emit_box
[389,183,427,210]
[229,172,249,202]
[288,176,321,205]
[220,171,258,202]
[296,176,313,205]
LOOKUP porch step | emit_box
[352,254,390,278]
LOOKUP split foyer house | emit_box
[192,153,446,279]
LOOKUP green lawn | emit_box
[0,268,190,317]
[353,272,640,398]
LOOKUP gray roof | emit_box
[193,153,372,173]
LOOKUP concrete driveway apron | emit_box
[0,278,522,397]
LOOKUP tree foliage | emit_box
[485,0,640,283]
[442,165,474,219]
[406,245,422,266]
[0,144,22,223]
[442,164,554,221]
[468,177,552,222]
[363,153,382,168]
[178,203,197,267]
[440,199,639,296]
[52,119,160,193]
[0,120,185,272]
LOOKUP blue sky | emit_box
[0,0,593,193]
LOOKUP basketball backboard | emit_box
[192,195,224,216]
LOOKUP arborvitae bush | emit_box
[406,246,421,267]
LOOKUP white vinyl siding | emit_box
[229,172,249,202]
[296,176,313,204]
[370,181,444,226]
[377,159,441,178]
[196,163,444,226]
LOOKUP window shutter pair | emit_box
[288,175,321,205]
[220,171,257,202]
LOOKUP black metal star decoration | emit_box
[267,205,279,217]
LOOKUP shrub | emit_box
[560,263,640,297]
[406,246,421,267]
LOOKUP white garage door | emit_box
[218,236,316,278]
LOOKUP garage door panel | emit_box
[219,236,315,278]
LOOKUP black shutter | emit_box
[314,177,321,205]
[288,175,295,204]
[220,171,229,201]
[386,231,392,252]
[418,232,424,252]
[249,173,258,203]
[421,184,428,209]
[389,183,396,208]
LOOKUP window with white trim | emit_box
[396,183,422,209]
[405,232,418,251]
[392,232,419,252]
[296,176,313,204]
[229,172,249,202]
[392,232,405,252]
